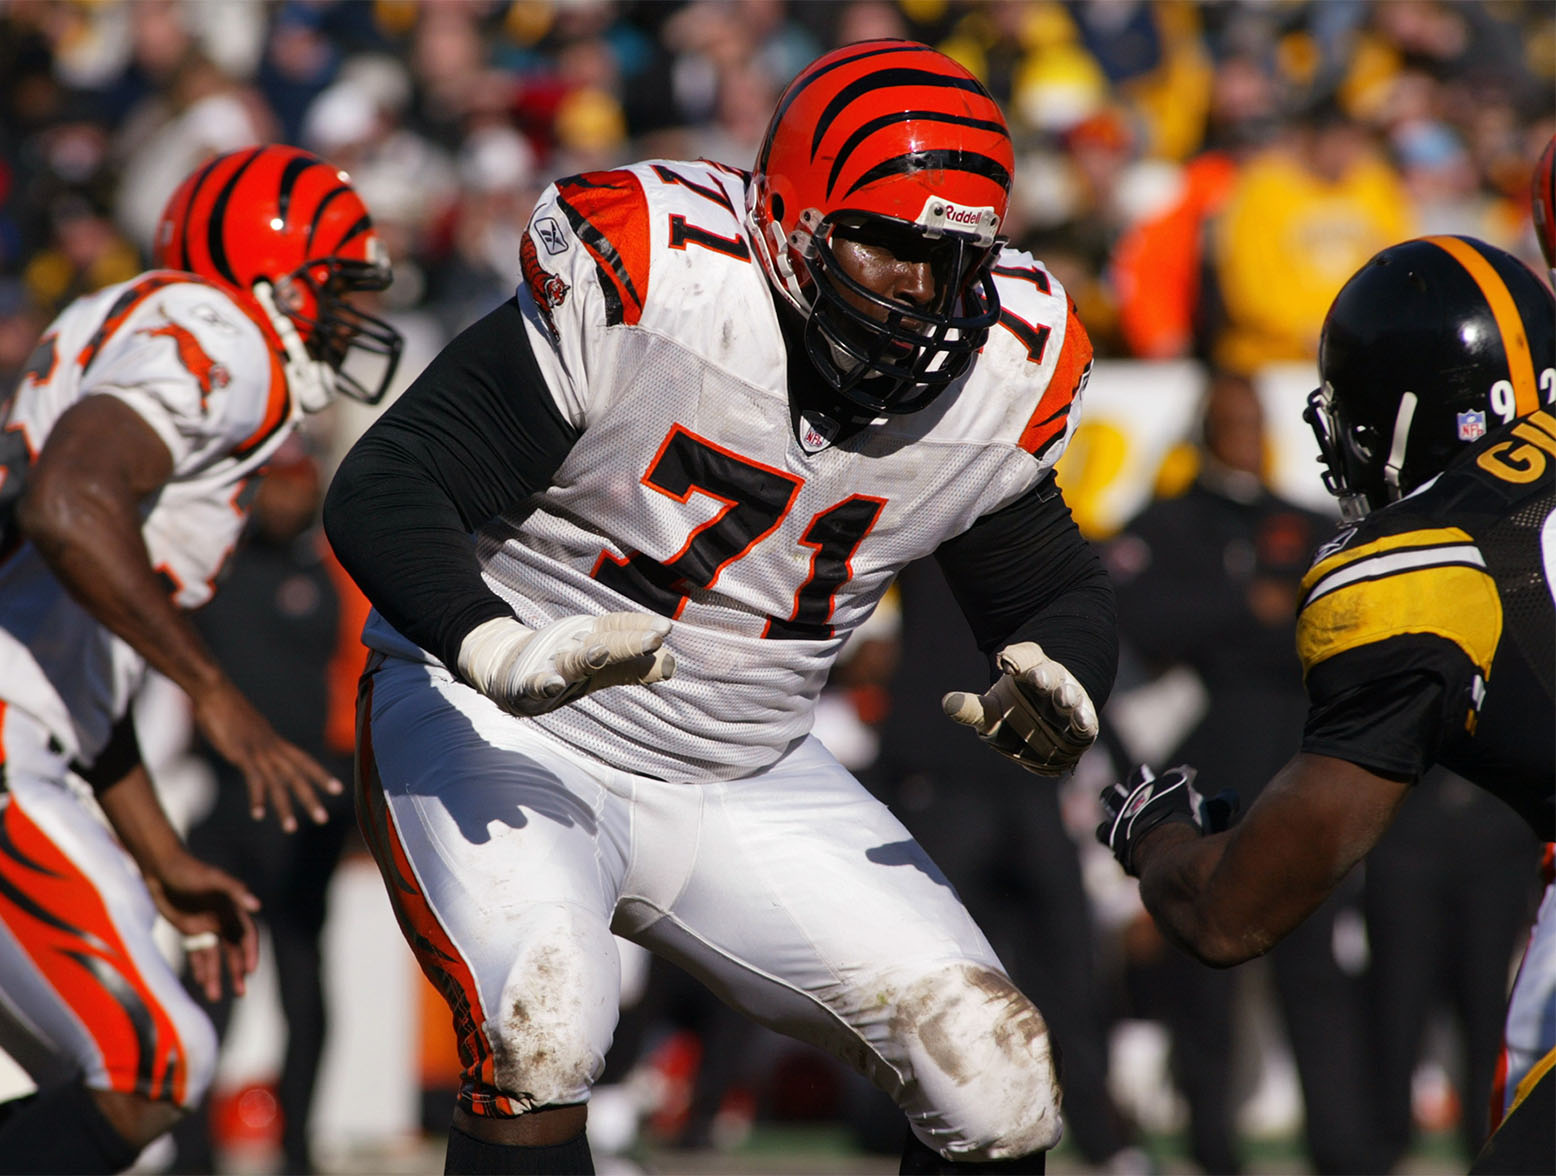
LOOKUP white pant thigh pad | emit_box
[622,737,1061,1159]
[364,658,629,1108]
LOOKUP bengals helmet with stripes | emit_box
[153,145,403,405]
[1533,133,1555,272]
[748,40,1014,415]
[1307,235,1555,521]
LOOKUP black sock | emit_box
[444,1124,594,1175]
[0,1080,142,1174]
[900,1129,1046,1174]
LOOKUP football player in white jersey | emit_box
[326,41,1113,1175]
[0,146,402,1173]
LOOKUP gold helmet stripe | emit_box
[1423,235,1539,416]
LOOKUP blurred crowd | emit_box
[2,0,1552,412]
[1,1,1553,1173]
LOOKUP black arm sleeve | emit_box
[72,710,142,795]
[323,298,580,671]
[933,473,1118,709]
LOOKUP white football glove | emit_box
[457,613,675,717]
[941,641,1099,776]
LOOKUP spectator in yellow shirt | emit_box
[1207,98,1414,375]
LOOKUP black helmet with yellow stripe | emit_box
[1306,235,1555,522]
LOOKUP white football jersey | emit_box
[364,160,1093,781]
[0,272,300,764]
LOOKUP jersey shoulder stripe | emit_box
[75,272,194,373]
[554,170,651,326]
[231,342,290,459]
[1016,298,1092,459]
[1300,526,1480,598]
[1297,524,1503,678]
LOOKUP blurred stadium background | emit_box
[1,1,1551,1173]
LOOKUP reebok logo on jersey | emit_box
[190,302,239,334]
[535,216,569,255]
[1311,526,1358,565]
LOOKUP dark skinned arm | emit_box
[17,393,337,831]
[95,760,261,1001]
[1130,751,1410,967]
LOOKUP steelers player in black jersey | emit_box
[1097,233,1555,1176]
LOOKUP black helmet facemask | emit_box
[797,211,1002,417]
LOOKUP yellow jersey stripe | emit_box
[1510,1047,1556,1115]
[1301,527,1474,595]
[1298,561,1503,678]
[1424,235,1539,416]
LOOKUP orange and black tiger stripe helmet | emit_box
[1533,133,1555,273]
[748,41,1015,416]
[154,145,403,405]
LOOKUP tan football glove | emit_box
[457,613,674,717]
[941,641,1099,776]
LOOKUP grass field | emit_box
[212,1122,1471,1175]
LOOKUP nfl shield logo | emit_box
[1456,410,1487,441]
[797,411,838,454]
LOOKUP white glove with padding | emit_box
[941,641,1099,776]
[457,613,674,717]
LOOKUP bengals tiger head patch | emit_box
[521,230,569,341]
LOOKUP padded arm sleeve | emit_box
[323,299,581,670]
[934,474,1118,710]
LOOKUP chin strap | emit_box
[1381,390,1418,503]
[252,280,335,414]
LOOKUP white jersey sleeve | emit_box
[75,278,288,473]
[0,272,300,763]
[516,168,663,429]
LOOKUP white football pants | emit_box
[0,703,217,1107]
[357,654,1062,1161]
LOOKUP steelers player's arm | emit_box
[324,296,579,672]
[1125,549,1483,965]
[17,392,339,832]
[1126,752,1409,966]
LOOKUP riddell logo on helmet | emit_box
[914,198,999,246]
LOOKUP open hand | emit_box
[144,849,261,1002]
[942,642,1099,775]
[192,682,343,831]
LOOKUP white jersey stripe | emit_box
[1305,543,1487,605]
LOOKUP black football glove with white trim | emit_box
[1097,764,1241,876]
